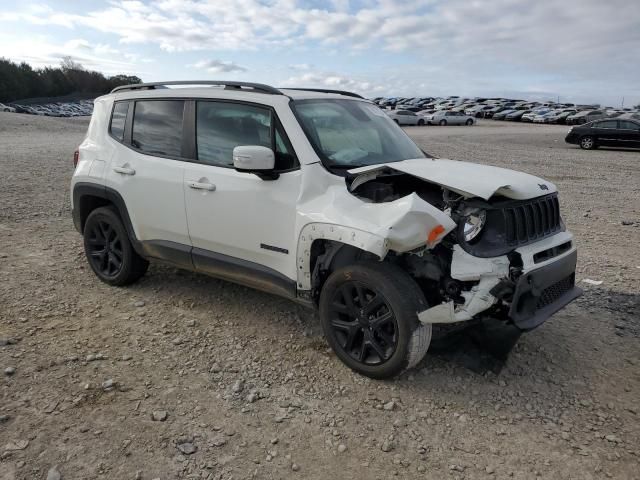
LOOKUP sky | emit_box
[1,0,639,107]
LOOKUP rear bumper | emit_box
[508,249,582,330]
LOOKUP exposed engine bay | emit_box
[344,166,575,329]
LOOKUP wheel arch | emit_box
[72,182,144,256]
[297,223,389,293]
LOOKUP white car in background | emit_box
[386,109,426,126]
[423,110,475,126]
[0,103,16,112]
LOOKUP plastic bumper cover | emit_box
[508,249,582,330]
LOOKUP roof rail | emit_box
[110,81,282,95]
[283,88,364,99]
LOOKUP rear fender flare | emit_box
[72,182,144,256]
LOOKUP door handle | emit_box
[113,166,136,175]
[187,181,216,192]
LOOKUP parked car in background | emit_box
[521,109,550,123]
[615,112,640,121]
[0,102,16,112]
[386,109,426,126]
[505,110,530,121]
[394,105,423,112]
[565,119,640,149]
[537,109,577,124]
[566,110,605,125]
[492,109,517,121]
[424,111,475,126]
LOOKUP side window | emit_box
[619,120,639,130]
[196,101,298,170]
[131,100,184,157]
[109,102,129,141]
[597,120,617,129]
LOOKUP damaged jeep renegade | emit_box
[71,81,582,378]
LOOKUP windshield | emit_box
[291,99,426,168]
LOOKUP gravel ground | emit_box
[0,113,639,480]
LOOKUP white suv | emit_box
[71,81,582,378]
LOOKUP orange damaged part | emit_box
[427,224,446,246]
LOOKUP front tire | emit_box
[417,119,425,126]
[465,119,473,126]
[439,119,447,126]
[579,136,596,150]
[319,262,431,379]
[83,207,149,286]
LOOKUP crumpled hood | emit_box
[348,158,556,200]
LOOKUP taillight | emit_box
[73,149,80,168]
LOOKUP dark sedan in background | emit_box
[565,119,640,150]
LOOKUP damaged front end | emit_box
[346,161,583,331]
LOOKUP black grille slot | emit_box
[536,274,575,309]
[503,194,562,247]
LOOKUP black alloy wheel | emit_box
[319,262,432,378]
[86,220,124,278]
[83,206,148,286]
[327,281,398,366]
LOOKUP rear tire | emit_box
[439,119,447,126]
[319,262,431,379]
[579,136,596,150]
[83,207,149,286]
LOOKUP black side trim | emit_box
[260,243,289,254]
[192,247,296,300]
[141,240,193,269]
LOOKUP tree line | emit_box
[0,57,142,103]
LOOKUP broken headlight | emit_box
[462,210,486,243]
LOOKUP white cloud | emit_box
[1,1,639,103]
[282,71,385,95]
[190,59,247,73]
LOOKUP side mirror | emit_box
[233,145,275,171]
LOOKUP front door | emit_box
[183,100,301,284]
[593,120,619,147]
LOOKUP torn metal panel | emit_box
[295,188,457,290]
[450,245,509,281]
[418,246,510,324]
[296,223,388,289]
[348,158,557,200]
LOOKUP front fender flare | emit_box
[296,223,389,290]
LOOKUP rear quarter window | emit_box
[109,102,129,141]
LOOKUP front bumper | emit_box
[565,132,579,144]
[508,249,582,330]
[418,234,582,331]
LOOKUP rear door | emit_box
[618,120,640,148]
[104,99,191,257]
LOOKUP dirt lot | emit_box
[1,112,639,480]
